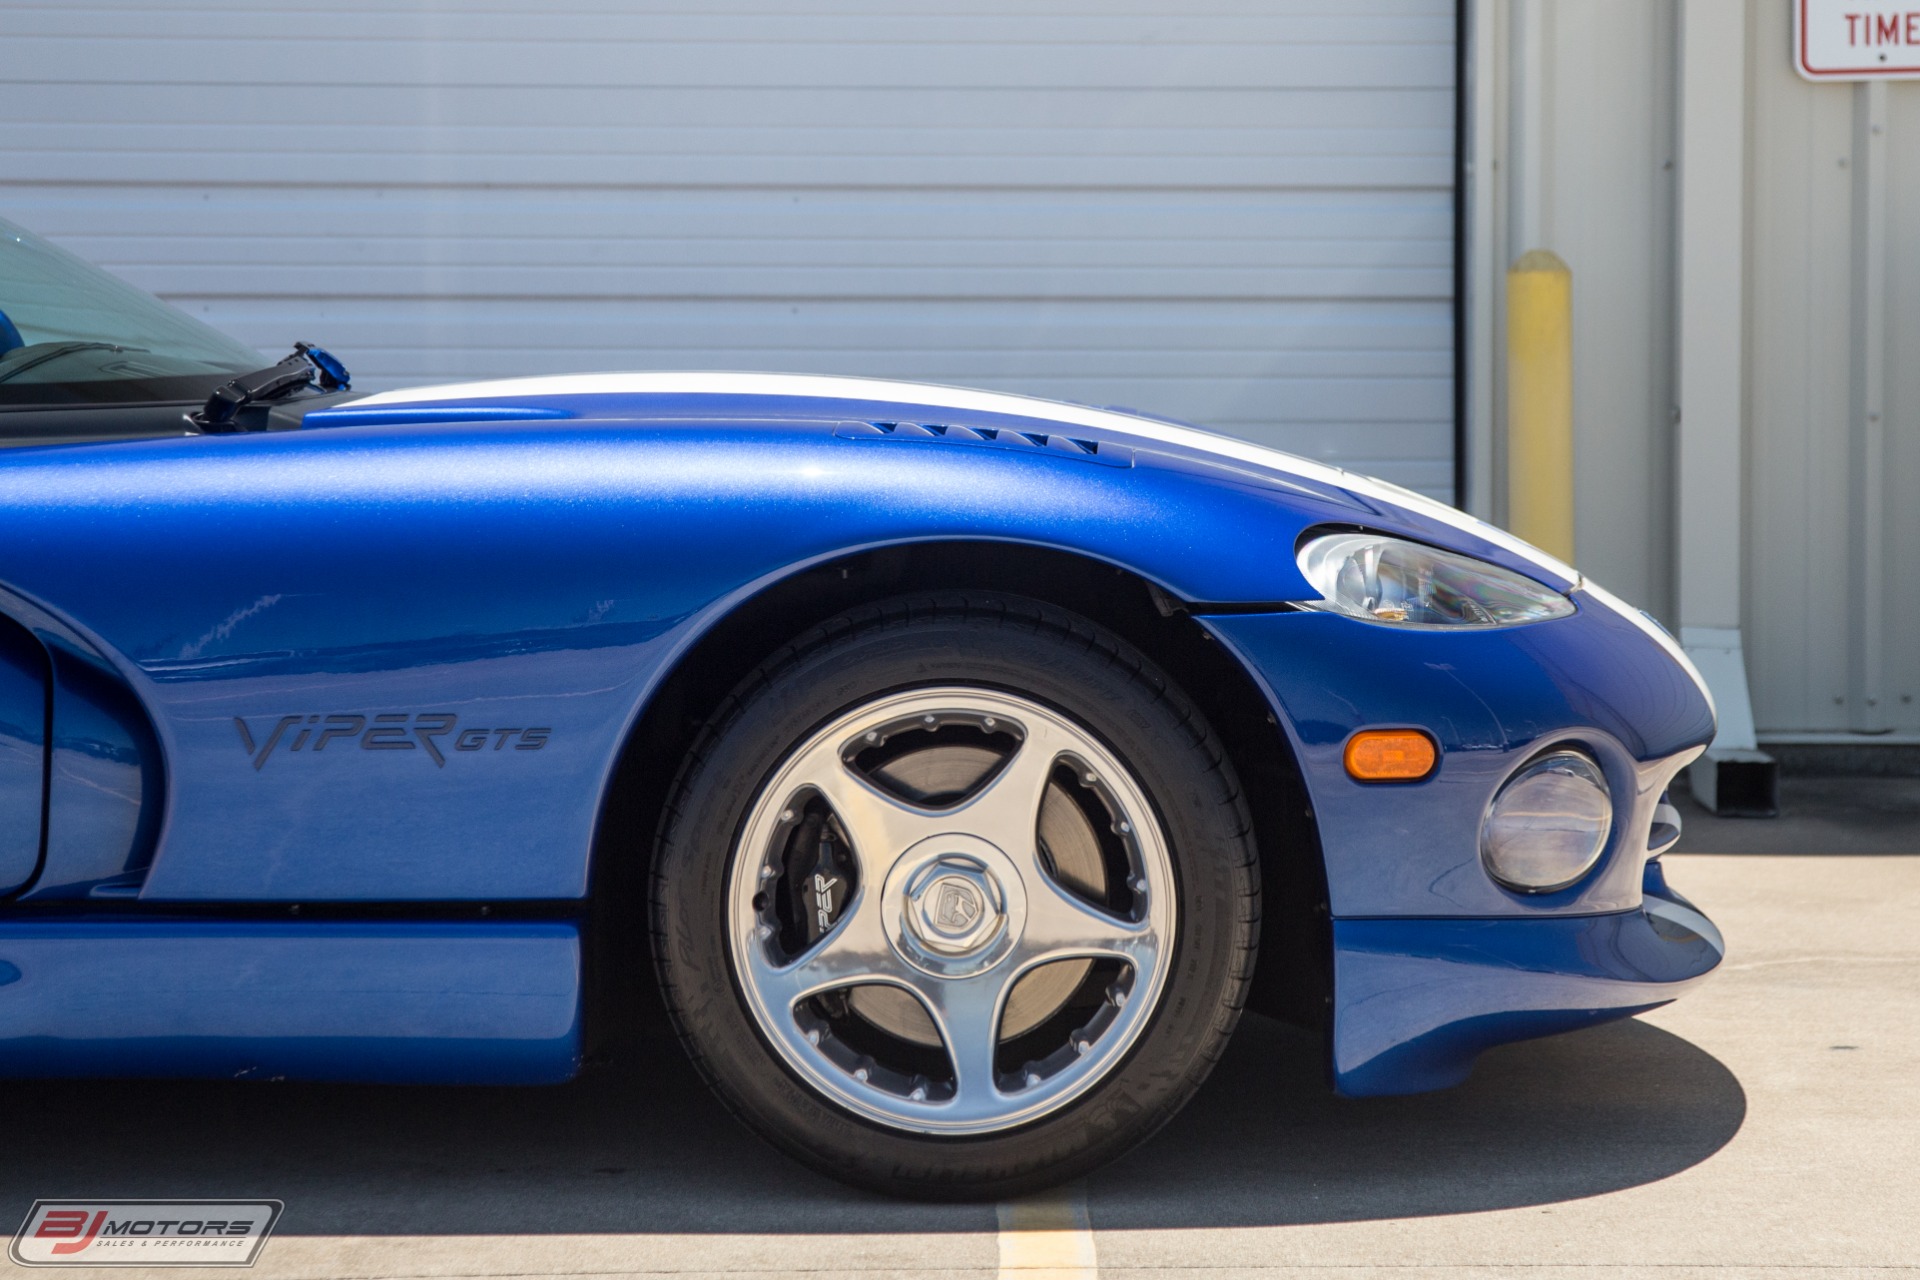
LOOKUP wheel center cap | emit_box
[882,838,1026,977]
[906,860,1004,955]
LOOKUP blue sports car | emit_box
[0,215,1721,1198]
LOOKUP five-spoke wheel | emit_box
[729,687,1175,1134]
[652,594,1257,1198]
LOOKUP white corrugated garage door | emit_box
[1,1,1458,497]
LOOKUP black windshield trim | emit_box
[0,373,247,410]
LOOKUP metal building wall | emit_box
[0,1,1461,497]
[1467,0,1920,741]
[1462,0,1679,617]
[1745,8,1920,737]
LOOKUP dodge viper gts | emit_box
[0,214,1722,1197]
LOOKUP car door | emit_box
[0,214,275,897]
[0,615,47,898]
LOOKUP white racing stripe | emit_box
[352,372,1725,713]
[352,371,1580,588]
[996,1183,1098,1280]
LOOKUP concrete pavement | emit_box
[2,852,1915,1278]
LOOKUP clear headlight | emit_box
[1296,532,1576,627]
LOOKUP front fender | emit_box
[0,417,1362,901]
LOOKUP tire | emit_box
[650,592,1257,1199]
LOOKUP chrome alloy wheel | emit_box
[726,686,1176,1135]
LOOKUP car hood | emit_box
[339,372,1583,591]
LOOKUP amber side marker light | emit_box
[1345,730,1438,782]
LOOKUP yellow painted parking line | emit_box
[996,1182,1097,1279]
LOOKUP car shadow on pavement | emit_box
[0,1009,1743,1236]
[1094,1012,1745,1226]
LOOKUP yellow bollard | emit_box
[1506,249,1575,563]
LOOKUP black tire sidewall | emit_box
[651,596,1254,1197]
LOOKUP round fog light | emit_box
[1480,750,1612,893]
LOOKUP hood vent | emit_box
[835,420,1132,468]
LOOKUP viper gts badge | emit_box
[235,713,551,770]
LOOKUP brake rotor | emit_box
[848,743,1103,1048]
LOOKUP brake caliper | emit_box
[788,815,855,945]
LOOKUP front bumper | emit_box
[1200,591,1722,1095]
[1329,874,1722,1095]
[1201,597,1715,918]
